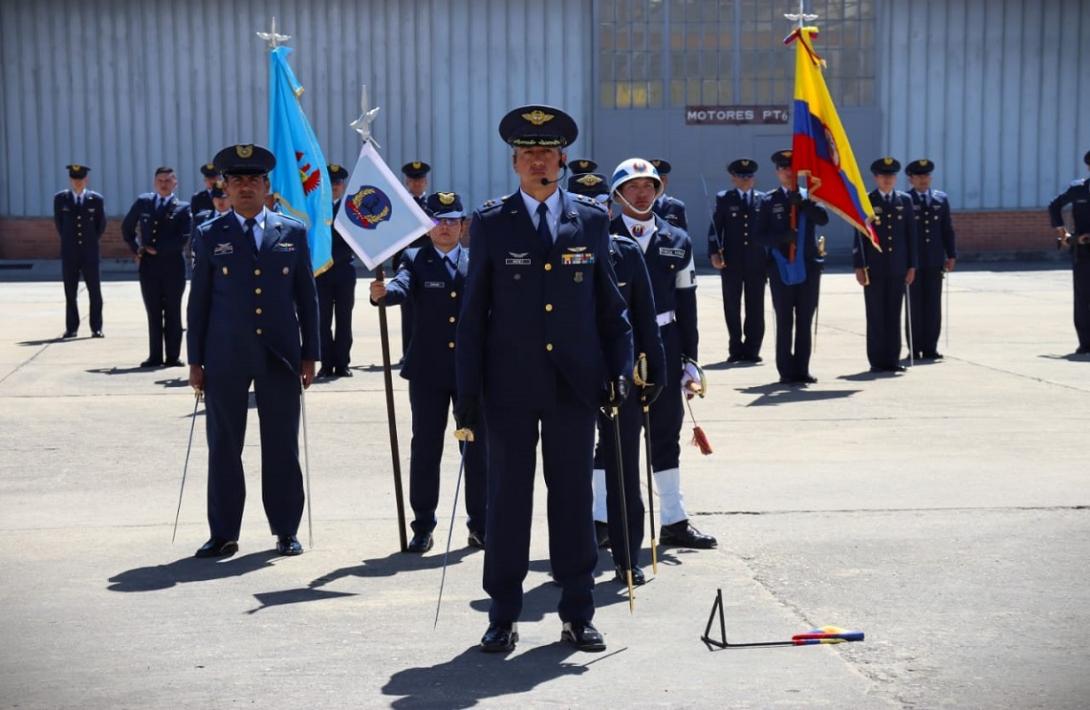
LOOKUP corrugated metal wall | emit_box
[0,0,594,217]
[878,0,1090,210]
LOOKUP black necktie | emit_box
[536,202,552,252]
[444,255,456,278]
[244,218,257,252]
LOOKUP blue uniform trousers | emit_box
[649,323,684,472]
[594,394,645,570]
[316,262,357,370]
[907,267,943,356]
[768,267,821,380]
[204,352,304,541]
[1076,260,1090,350]
[407,380,487,536]
[865,275,906,369]
[138,254,186,362]
[719,266,766,360]
[483,377,597,626]
[63,254,102,333]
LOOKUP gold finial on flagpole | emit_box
[257,16,291,49]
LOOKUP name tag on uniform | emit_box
[273,242,295,252]
[873,206,883,215]
[895,205,904,211]
[424,281,446,288]
[213,242,234,256]
[562,252,595,265]
[658,247,686,258]
[772,204,785,214]
[505,251,531,266]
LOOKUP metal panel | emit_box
[880,0,1089,210]
[0,0,594,217]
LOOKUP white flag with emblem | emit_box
[334,141,434,270]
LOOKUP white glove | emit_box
[680,361,701,398]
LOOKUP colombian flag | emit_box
[787,27,879,250]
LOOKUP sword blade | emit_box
[434,443,468,629]
[171,393,202,543]
[301,387,313,548]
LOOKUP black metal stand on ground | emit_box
[700,588,802,649]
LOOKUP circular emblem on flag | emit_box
[824,127,841,167]
[345,185,393,230]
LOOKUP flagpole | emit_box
[350,84,408,553]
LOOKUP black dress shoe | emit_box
[467,529,485,549]
[778,376,797,385]
[333,367,353,378]
[922,352,943,360]
[744,355,763,363]
[276,535,303,556]
[62,331,77,339]
[726,353,745,363]
[316,367,334,379]
[1077,346,1090,355]
[164,359,185,368]
[91,331,104,338]
[561,621,606,652]
[594,520,610,549]
[797,374,818,384]
[890,365,907,372]
[194,537,238,558]
[406,531,433,553]
[140,359,163,368]
[480,623,518,653]
[660,520,718,549]
[614,565,646,586]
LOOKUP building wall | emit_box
[0,0,594,218]
[878,0,1090,210]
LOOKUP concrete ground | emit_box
[0,267,1087,709]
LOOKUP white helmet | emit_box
[610,158,663,215]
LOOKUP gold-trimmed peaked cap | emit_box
[570,158,598,175]
[728,158,758,176]
[425,191,464,219]
[401,161,431,178]
[65,164,90,178]
[904,158,934,176]
[327,163,349,181]
[199,162,219,177]
[213,144,276,176]
[770,150,793,169]
[870,156,901,175]
[499,104,578,148]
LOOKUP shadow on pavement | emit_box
[383,643,617,708]
[1039,352,1090,362]
[837,369,901,382]
[17,336,71,346]
[107,550,278,592]
[87,365,157,375]
[703,359,762,371]
[736,383,860,406]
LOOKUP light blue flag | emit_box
[267,46,333,275]
[333,141,435,271]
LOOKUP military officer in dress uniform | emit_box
[393,160,433,355]
[186,143,319,558]
[757,150,829,384]
[585,185,666,584]
[190,162,220,217]
[370,191,487,553]
[854,157,918,372]
[122,167,191,368]
[904,159,957,360]
[607,158,716,550]
[191,183,231,229]
[649,159,688,231]
[455,105,633,653]
[316,164,357,379]
[54,164,107,338]
[569,159,598,176]
[709,158,768,363]
[1048,150,1090,354]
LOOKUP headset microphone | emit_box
[540,160,569,186]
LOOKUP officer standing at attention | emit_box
[190,162,220,217]
[904,159,956,360]
[574,176,665,584]
[122,167,191,368]
[455,105,633,653]
[316,164,357,379]
[709,158,767,363]
[370,191,487,553]
[607,158,716,550]
[756,150,829,384]
[854,157,917,373]
[649,159,688,231]
[393,160,432,356]
[1048,150,1090,355]
[54,164,107,338]
[186,144,319,558]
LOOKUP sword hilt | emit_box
[454,427,475,443]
